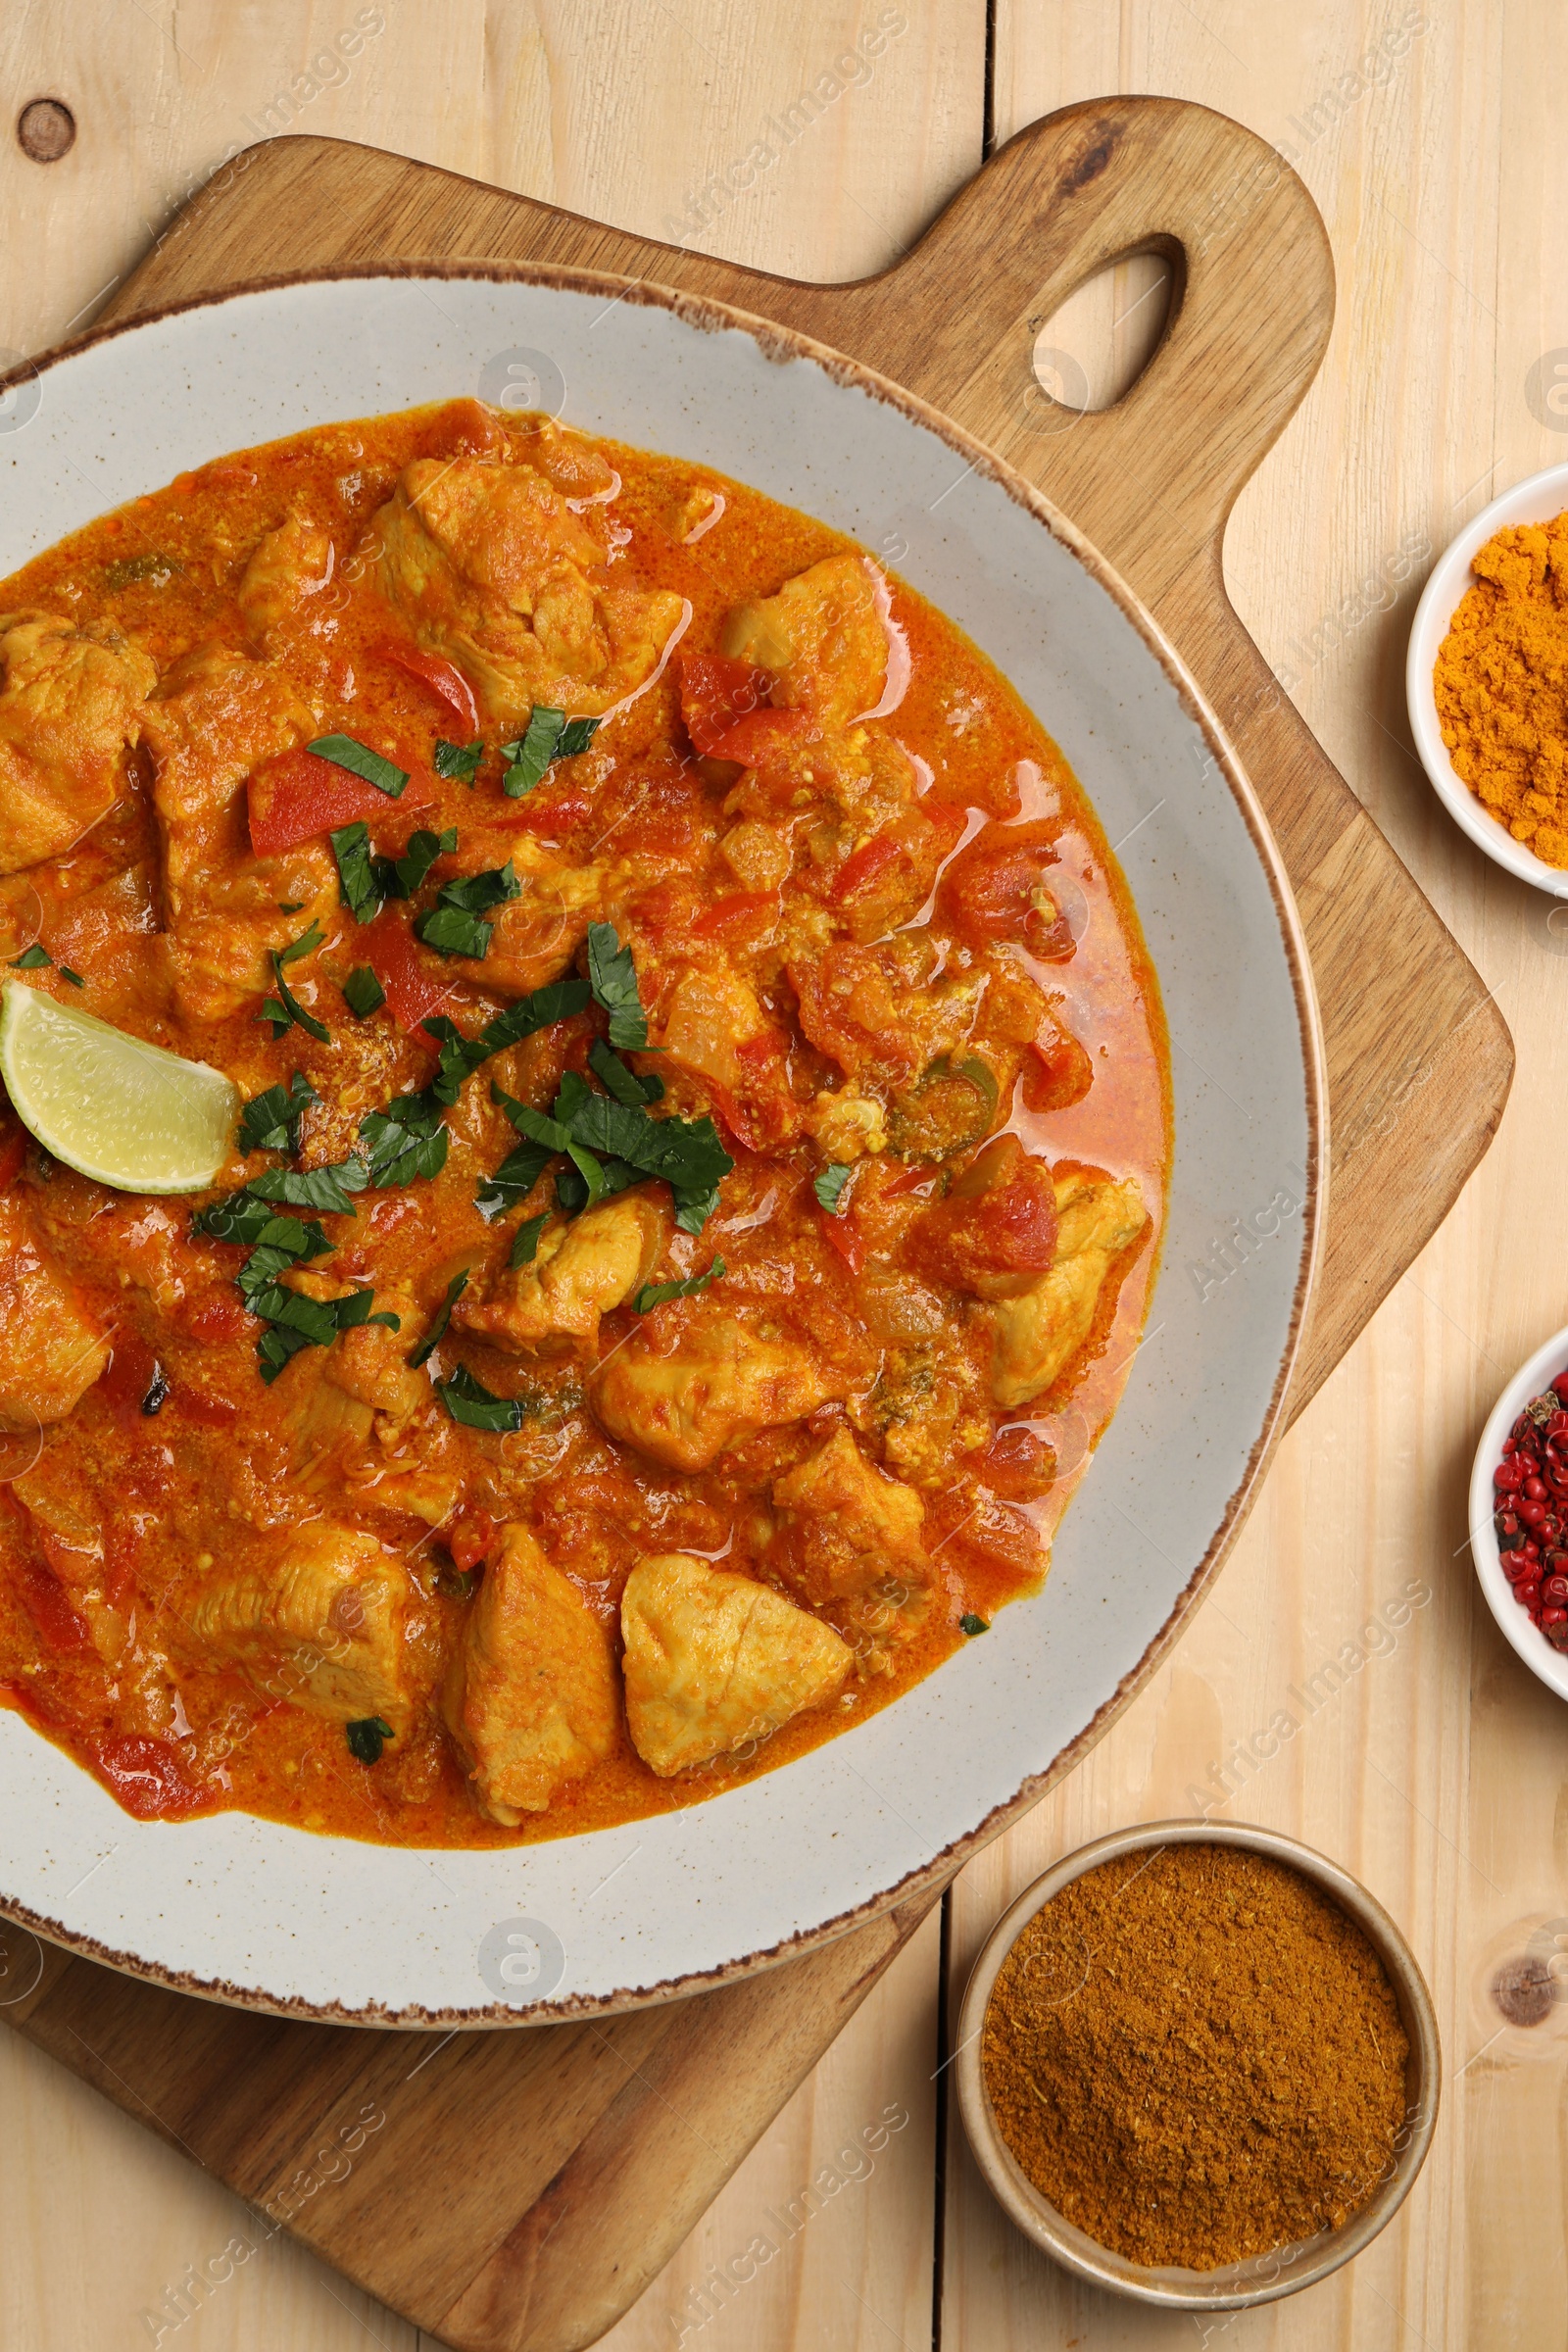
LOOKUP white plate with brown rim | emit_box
[0,270,1323,2025]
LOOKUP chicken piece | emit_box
[591,1307,831,1471]
[442,1524,618,1822]
[768,1430,931,1644]
[989,1171,1150,1407]
[185,1524,424,1733]
[722,555,887,726]
[324,1287,427,1422]
[0,1195,110,1429]
[0,611,157,876]
[238,511,336,654]
[655,964,800,1150]
[456,1193,667,1356]
[141,651,336,1021]
[620,1552,851,1776]
[368,456,685,732]
[442,833,619,993]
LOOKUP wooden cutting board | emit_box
[0,98,1513,2352]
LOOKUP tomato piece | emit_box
[1021,1027,1094,1113]
[101,1332,164,1424]
[0,1120,24,1192]
[172,1386,241,1428]
[938,819,1075,958]
[909,1136,1058,1298]
[93,1734,205,1821]
[248,747,432,858]
[376,639,480,735]
[703,708,815,767]
[448,1506,500,1575]
[693,891,776,941]
[679,653,772,757]
[831,831,907,905]
[17,1558,90,1655]
[511,788,595,838]
[819,1207,866,1275]
[975,1424,1058,1501]
[185,1289,251,1346]
[363,904,455,1034]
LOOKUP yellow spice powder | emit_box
[1435,509,1568,865]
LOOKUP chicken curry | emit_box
[0,399,1167,1844]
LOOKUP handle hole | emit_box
[1032,250,1175,416]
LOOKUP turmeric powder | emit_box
[1435,511,1568,864]
[980,1843,1410,2270]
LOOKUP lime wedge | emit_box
[0,980,240,1194]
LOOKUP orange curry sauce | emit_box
[0,398,1169,1845]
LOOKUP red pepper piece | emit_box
[449,1506,500,1575]
[819,1207,866,1275]
[17,1558,90,1655]
[693,890,777,940]
[375,639,480,735]
[248,747,432,858]
[831,831,908,905]
[678,652,772,757]
[93,1733,205,1820]
[362,905,454,1034]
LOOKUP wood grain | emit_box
[0,5,1554,2350]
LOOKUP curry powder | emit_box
[1434,511,1568,865]
[980,1843,1410,2271]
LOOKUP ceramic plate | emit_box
[0,270,1322,2023]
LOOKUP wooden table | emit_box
[0,5,1560,2345]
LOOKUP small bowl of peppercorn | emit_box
[1470,1321,1568,1696]
[955,1820,1440,2310]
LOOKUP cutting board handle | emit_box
[794,96,1337,599]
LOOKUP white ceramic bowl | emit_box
[1406,459,1568,894]
[0,270,1321,2023]
[1469,1320,1568,1698]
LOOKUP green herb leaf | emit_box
[672,1184,722,1236]
[343,965,386,1019]
[392,825,459,899]
[635,1258,725,1315]
[588,1038,662,1106]
[8,945,50,970]
[437,1362,523,1434]
[258,933,331,1043]
[238,1070,319,1156]
[568,1092,733,1200]
[434,737,484,783]
[476,1138,554,1211]
[59,966,85,989]
[345,1716,394,1764]
[359,1093,449,1189]
[415,904,492,960]
[509,1213,549,1267]
[491,1084,572,1155]
[330,821,387,925]
[586,921,651,1050]
[438,861,521,915]
[308,733,409,799]
[813,1162,853,1214]
[244,1161,368,1216]
[407,1270,468,1369]
[558,716,601,758]
[959,1613,990,1637]
[501,706,565,797]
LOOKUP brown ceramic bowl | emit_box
[955,1819,1441,2311]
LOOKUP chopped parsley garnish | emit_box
[420,978,592,1106]
[243,1160,368,1216]
[393,826,458,900]
[345,1716,394,1764]
[434,737,484,783]
[192,1170,396,1381]
[343,965,386,1019]
[359,1092,449,1188]
[238,1070,319,1156]
[959,1613,990,1637]
[586,921,653,1050]
[416,860,521,960]
[813,1162,853,1214]
[437,1362,523,1433]
[258,923,330,1043]
[635,1259,724,1315]
[588,1038,663,1106]
[59,966,84,989]
[332,821,458,924]
[407,1269,468,1368]
[500,707,601,798]
[509,1212,549,1268]
[9,944,51,970]
[479,1066,733,1230]
[308,733,409,798]
[249,1281,398,1383]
